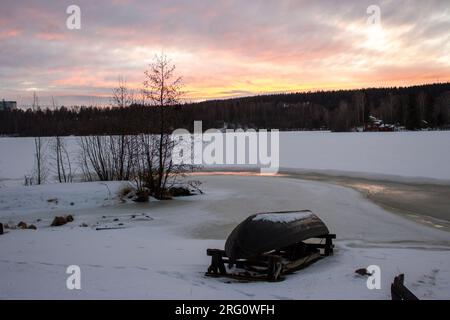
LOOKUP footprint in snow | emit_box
[234,289,255,298]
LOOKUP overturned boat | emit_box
[206,210,335,281]
[225,210,330,261]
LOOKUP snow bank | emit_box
[0,181,128,218]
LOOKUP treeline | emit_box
[1,83,450,136]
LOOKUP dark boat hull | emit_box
[225,210,329,260]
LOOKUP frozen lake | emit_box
[1,131,450,183]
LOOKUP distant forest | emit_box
[1,83,450,136]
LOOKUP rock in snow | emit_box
[17,221,28,229]
[50,215,74,227]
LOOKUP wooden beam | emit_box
[391,274,419,300]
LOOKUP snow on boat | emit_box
[206,210,335,281]
[225,210,330,261]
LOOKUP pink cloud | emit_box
[36,31,67,41]
[0,29,22,39]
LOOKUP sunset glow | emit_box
[1,0,450,107]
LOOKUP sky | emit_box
[0,0,450,107]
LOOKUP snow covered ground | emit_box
[1,132,449,299]
[1,175,449,299]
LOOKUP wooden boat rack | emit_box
[206,233,336,282]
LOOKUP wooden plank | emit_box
[315,234,336,239]
[95,226,126,231]
[206,248,226,256]
[283,252,322,272]
[205,271,284,282]
[234,259,269,268]
[391,274,419,300]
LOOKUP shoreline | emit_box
[192,168,450,232]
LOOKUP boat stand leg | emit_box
[208,251,226,275]
[324,236,334,256]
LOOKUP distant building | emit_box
[0,100,17,111]
[364,115,395,132]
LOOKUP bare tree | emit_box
[31,92,47,184]
[52,136,73,183]
[78,135,113,181]
[111,78,136,180]
[48,98,73,183]
[143,53,183,199]
[139,87,147,106]
[32,91,39,111]
[126,133,158,200]
[111,76,134,108]
[78,134,134,182]
[76,56,195,199]
[33,136,47,185]
[79,138,94,182]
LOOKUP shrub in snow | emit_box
[133,190,150,202]
[169,186,192,197]
[118,184,136,201]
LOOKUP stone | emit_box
[18,221,28,229]
[51,215,74,226]
[355,268,371,276]
[51,216,67,227]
